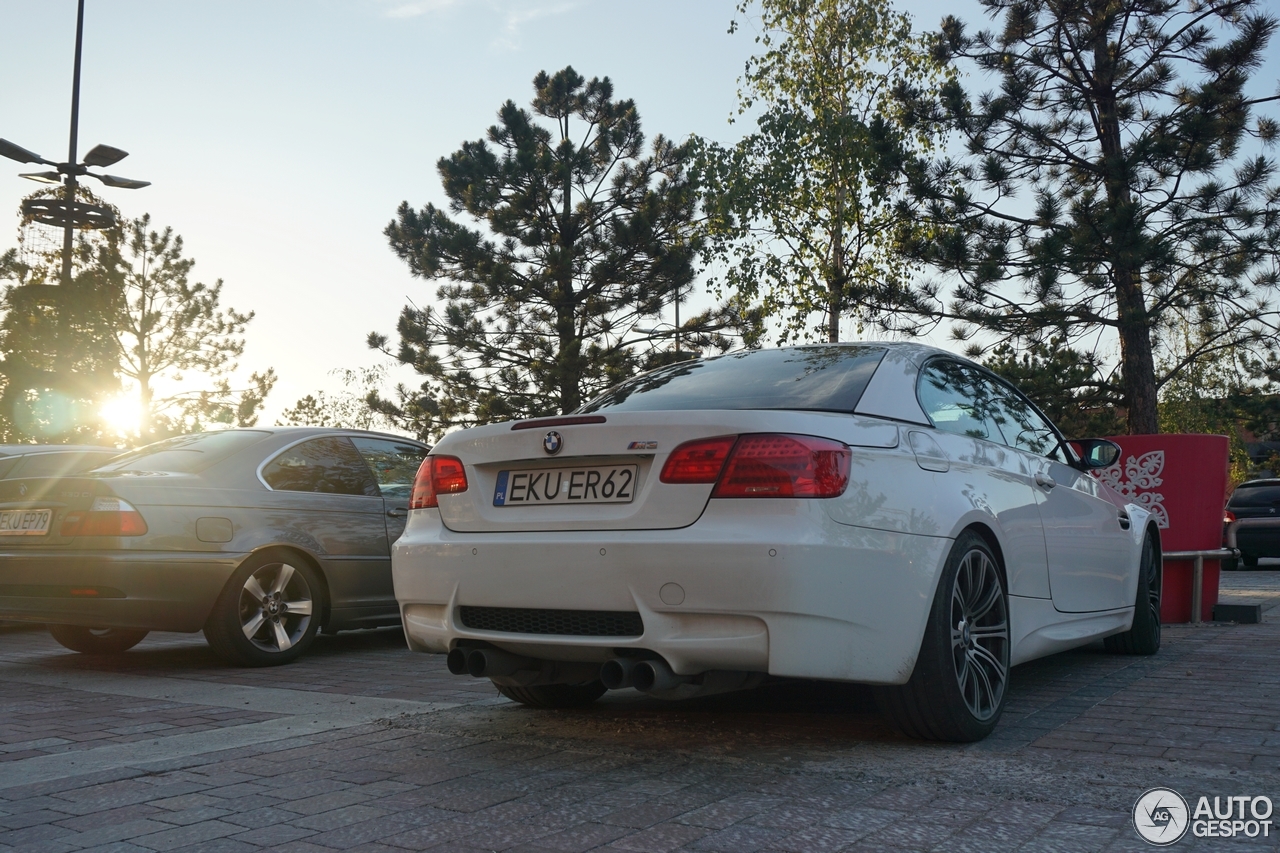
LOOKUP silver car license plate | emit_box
[0,508,53,536]
[494,465,638,506]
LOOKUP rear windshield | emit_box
[1229,484,1280,508]
[579,345,886,413]
[94,430,271,474]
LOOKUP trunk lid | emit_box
[0,476,103,547]
[431,410,898,532]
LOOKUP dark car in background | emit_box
[1224,478,1280,569]
[0,445,121,480]
[0,427,430,665]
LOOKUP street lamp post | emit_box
[634,283,685,356]
[0,0,150,431]
[1,0,151,262]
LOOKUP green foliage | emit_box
[696,0,950,344]
[106,214,266,441]
[1157,315,1265,484]
[280,365,399,432]
[0,187,124,442]
[0,200,273,445]
[909,0,1280,434]
[375,67,748,440]
[982,336,1125,438]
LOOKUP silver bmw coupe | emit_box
[0,427,429,665]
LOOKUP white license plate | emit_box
[494,465,638,506]
[0,508,53,536]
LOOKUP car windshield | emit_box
[579,345,886,413]
[93,430,272,474]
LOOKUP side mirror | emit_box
[1070,438,1121,470]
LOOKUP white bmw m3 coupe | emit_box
[392,343,1161,742]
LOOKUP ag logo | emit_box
[1134,787,1190,845]
[543,431,563,456]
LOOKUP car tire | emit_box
[48,625,149,654]
[497,681,608,709]
[1222,556,1239,572]
[1104,530,1161,655]
[204,549,322,667]
[874,530,1010,742]
[1243,555,1260,569]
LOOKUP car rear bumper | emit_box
[0,550,244,632]
[1233,528,1280,559]
[392,502,952,685]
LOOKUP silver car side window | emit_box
[350,438,429,501]
[261,437,379,496]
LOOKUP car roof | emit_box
[134,426,430,447]
[0,445,120,457]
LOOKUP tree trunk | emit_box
[555,148,580,414]
[1093,7,1158,434]
[138,369,152,439]
[828,188,847,343]
[1115,277,1159,434]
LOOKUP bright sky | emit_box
[2,0,1276,428]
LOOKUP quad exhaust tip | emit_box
[449,646,538,678]
[446,647,469,675]
[602,657,691,693]
[599,657,637,690]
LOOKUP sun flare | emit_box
[99,396,143,436]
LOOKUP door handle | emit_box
[386,508,407,518]
[1118,512,1131,530]
[1034,473,1056,490]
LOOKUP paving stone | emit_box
[0,575,1277,853]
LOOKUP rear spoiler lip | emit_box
[510,415,607,431]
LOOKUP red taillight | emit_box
[1225,510,1237,524]
[660,436,738,484]
[712,434,851,498]
[61,497,148,537]
[410,455,469,510]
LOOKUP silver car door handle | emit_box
[386,508,407,518]
[1034,473,1056,490]
[1118,513,1131,530]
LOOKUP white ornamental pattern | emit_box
[1093,450,1169,529]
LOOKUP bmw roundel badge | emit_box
[543,431,563,455]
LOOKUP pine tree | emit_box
[912,0,1280,434]
[373,67,739,439]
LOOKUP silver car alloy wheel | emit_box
[238,561,314,654]
[950,547,1009,721]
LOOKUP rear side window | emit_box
[917,360,1005,442]
[580,346,886,413]
[97,431,271,474]
[261,437,379,496]
[350,437,429,501]
[1229,485,1280,508]
[918,360,1065,461]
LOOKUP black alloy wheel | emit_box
[1105,530,1161,655]
[875,530,1010,742]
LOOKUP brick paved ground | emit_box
[0,572,1277,853]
